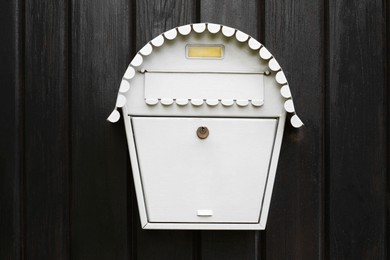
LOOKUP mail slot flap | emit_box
[144,71,264,101]
[132,117,277,223]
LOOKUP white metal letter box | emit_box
[107,23,303,230]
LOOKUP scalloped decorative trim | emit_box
[143,99,265,107]
[108,23,303,128]
[193,23,206,33]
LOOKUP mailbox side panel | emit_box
[123,109,148,227]
[259,112,286,228]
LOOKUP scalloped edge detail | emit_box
[107,109,120,123]
[248,38,262,50]
[235,31,249,42]
[161,99,174,106]
[140,43,153,56]
[151,35,164,47]
[176,99,189,106]
[191,99,204,106]
[280,85,292,98]
[284,99,295,113]
[164,28,177,40]
[259,46,272,60]
[251,99,264,107]
[222,26,235,37]
[119,80,130,93]
[145,99,158,105]
[206,99,219,106]
[123,66,135,79]
[116,94,127,108]
[268,58,281,71]
[291,115,304,128]
[207,23,221,33]
[276,71,287,84]
[193,23,206,33]
[130,54,143,67]
[236,100,249,106]
[178,25,192,35]
[221,99,234,106]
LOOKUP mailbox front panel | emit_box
[132,117,278,224]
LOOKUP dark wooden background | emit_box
[1,0,388,259]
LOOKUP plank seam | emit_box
[67,0,72,258]
[195,0,200,23]
[385,0,390,258]
[323,0,330,259]
[19,0,26,258]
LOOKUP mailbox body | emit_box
[110,24,301,230]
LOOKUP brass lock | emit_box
[197,126,209,139]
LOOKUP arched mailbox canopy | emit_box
[108,23,302,127]
[108,23,303,230]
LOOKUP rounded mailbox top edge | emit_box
[109,23,303,128]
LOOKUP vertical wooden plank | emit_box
[134,1,196,259]
[24,0,70,258]
[0,0,22,259]
[200,1,262,259]
[327,0,387,258]
[200,0,259,38]
[387,2,390,257]
[201,231,258,260]
[134,210,196,260]
[264,0,324,259]
[136,0,197,50]
[71,0,131,259]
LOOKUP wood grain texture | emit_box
[264,0,324,259]
[136,0,196,50]
[199,1,262,259]
[327,0,387,258]
[200,0,260,39]
[134,211,195,260]
[388,1,390,257]
[71,0,131,259]
[201,231,259,260]
[24,0,70,258]
[0,1,22,259]
[134,1,196,259]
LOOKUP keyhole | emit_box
[197,126,209,139]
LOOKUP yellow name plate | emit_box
[186,45,224,59]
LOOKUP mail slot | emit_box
[107,23,303,230]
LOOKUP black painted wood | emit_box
[387,1,390,257]
[199,1,263,259]
[136,0,197,50]
[134,211,196,260]
[134,1,196,259]
[71,0,131,259]
[201,231,259,260]
[200,0,260,39]
[0,1,22,259]
[24,0,70,258]
[264,0,325,259]
[327,0,387,259]
[0,0,389,259]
